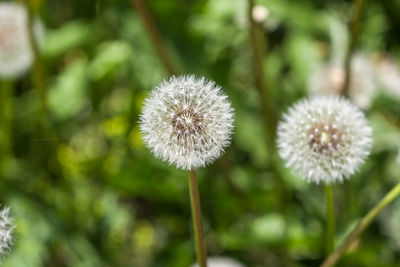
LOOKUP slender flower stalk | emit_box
[248,3,289,250]
[322,181,400,267]
[248,0,276,150]
[131,0,177,76]
[342,0,366,96]
[140,75,234,267]
[0,81,13,168]
[324,185,335,256]
[188,170,207,267]
[23,0,47,114]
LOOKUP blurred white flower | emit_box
[236,2,279,31]
[0,2,43,78]
[373,55,400,100]
[140,75,234,170]
[0,206,14,256]
[191,257,245,267]
[252,5,269,23]
[277,95,372,184]
[308,54,376,109]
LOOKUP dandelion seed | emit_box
[277,95,372,184]
[0,206,14,256]
[140,75,234,170]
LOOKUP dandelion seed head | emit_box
[308,54,376,109]
[0,3,43,78]
[277,95,372,184]
[252,5,269,23]
[140,75,234,170]
[0,206,14,256]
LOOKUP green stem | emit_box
[324,184,335,256]
[247,0,276,150]
[188,170,207,267]
[342,0,366,97]
[24,0,47,115]
[0,81,13,170]
[131,0,177,76]
[321,181,400,267]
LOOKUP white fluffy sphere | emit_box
[277,95,372,184]
[0,3,42,78]
[140,75,234,170]
[0,206,14,256]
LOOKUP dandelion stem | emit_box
[188,170,207,267]
[0,80,13,168]
[342,0,366,97]
[321,181,400,267]
[247,0,276,148]
[324,184,335,256]
[24,0,47,115]
[131,0,178,76]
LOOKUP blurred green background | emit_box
[1,0,400,266]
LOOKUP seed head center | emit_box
[171,106,204,136]
[308,123,342,154]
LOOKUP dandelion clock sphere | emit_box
[0,2,41,78]
[140,75,234,266]
[140,75,234,170]
[0,206,14,256]
[277,95,372,184]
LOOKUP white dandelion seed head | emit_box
[252,5,270,24]
[140,75,234,170]
[0,2,43,79]
[191,257,245,267]
[277,95,373,184]
[308,54,376,109]
[0,206,14,256]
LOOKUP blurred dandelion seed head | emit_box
[309,54,376,109]
[277,95,372,184]
[0,207,14,256]
[373,55,400,100]
[0,3,43,78]
[191,257,245,267]
[252,5,269,23]
[140,75,234,170]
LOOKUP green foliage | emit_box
[1,0,400,266]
